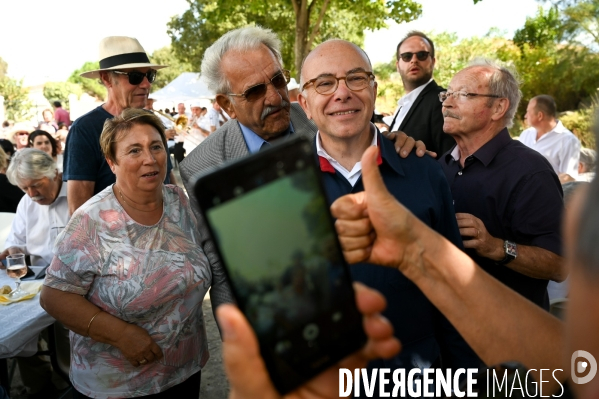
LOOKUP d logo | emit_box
[571,350,597,384]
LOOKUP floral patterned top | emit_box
[45,184,211,398]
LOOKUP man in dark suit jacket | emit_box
[180,26,426,313]
[385,31,455,156]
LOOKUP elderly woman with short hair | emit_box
[40,109,211,399]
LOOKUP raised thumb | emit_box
[361,146,392,207]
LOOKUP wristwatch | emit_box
[497,240,517,265]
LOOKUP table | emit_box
[0,268,55,391]
[0,269,55,358]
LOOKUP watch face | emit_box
[505,241,518,257]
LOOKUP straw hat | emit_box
[80,36,167,79]
[7,123,35,143]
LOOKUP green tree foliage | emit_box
[167,0,422,77]
[513,6,560,49]
[0,77,32,121]
[513,5,599,114]
[0,57,7,79]
[67,62,107,100]
[541,0,599,48]
[149,46,194,92]
[43,82,82,110]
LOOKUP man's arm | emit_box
[456,212,566,282]
[67,180,95,215]
[331,147,566,392]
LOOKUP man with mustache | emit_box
[180,26,426,311]
[63,36,176,215]
[439,60,566,310]
[383,31,455,157]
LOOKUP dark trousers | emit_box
[73,370,201,399]
[172,142,186,164]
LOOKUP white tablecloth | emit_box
[0,269,55,358]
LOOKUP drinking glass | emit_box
[6,253,27,299]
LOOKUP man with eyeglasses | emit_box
[180,26,428,316]
[438,60,565,310]
[62,36,176,215]
[298,39,480,394]
[382,31,455,157]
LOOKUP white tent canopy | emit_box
[150,73,215,107]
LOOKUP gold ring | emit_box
[139,359,147,365]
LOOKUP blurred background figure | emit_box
[52,101,71,128]
[9,123,34,150]
[28,130,63,172]
[560,147,596,183]
[39,108,58,133]
[0,146,24,212]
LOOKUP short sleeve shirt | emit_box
[63,106,172,194]
[207,108,220,128]
[439,129,564,309]
[44,184,211,398]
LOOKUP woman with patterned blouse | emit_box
[40,109,211,399]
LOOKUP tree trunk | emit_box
[294,0,310,78]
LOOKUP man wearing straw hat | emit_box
[63,36,176,215]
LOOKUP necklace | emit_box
[118,187,163,213]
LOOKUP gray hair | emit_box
[6,148,57,186]
[466,58,522,128]
[577,113,599,275]
[201,26,283,95]
[580,148,597,172]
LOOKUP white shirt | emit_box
[383,79,433,132]
[316,124,377,186]
[519,121,581,176]
[207,108,220,129]
[4,182,69,266]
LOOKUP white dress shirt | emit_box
[383,79,433,132]
[519,121,581,177]
[4,182,69,266]
[316,125,377,186]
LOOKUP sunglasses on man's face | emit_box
[17,132,29,136]
[112,70,157,85]
[399,51,430,62]
[228,70,291,102]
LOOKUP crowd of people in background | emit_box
[0,24,598,399]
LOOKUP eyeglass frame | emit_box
[398,51,431,63]
[439,90,502,102]
[301,71,376,95]
[112,69,157,85]
[227,70,291,102]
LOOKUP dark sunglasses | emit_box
[17,132,29,136]
[228,70,291,102]
[399,51,430,62]
[112,70,157,85]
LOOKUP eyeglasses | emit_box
[399,51,430,62]
[301,71,375,95]
[228,70,291,102]
[17,132,29,136]
[112,70,157,85]
[439,90,502,102]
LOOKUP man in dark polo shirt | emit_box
[298,39,479,394]
[439,60,565,310]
